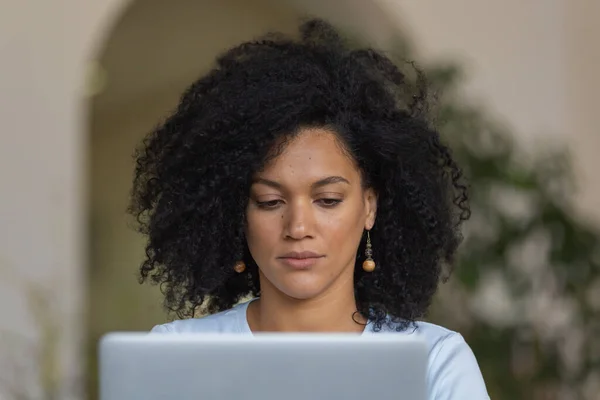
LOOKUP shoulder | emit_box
[149,302,249,334]
[376,321,490,399]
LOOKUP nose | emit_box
[283,199,315,240]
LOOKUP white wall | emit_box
[565,0,600,222]
[0,0,107,396]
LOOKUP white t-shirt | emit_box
[151,299,490,400]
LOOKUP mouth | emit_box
[277,252,325,269]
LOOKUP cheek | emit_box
[320,206,365,247]
[321,217,350,242]
[245,210,280,254]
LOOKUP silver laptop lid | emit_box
[99,333,427,400]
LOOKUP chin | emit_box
[273,276,329,301]
[280,288,323,301]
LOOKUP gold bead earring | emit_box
[362,231,376,272]
[233,261,246,273]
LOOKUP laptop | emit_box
[99,332,428,400]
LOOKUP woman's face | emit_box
[246,128,377,301]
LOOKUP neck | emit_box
[247,272,367,333]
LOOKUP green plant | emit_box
[421,64,600,399]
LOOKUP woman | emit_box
[130,19,489,399]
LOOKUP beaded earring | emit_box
[362,231,375,272]
[233,261,246,273]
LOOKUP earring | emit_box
[362,231,376,272]
[233,261,246,273]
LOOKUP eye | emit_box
[256,200,283,209]
[316,198,342,207]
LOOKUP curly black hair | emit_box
[129,19,470,331]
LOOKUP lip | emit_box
[277,251,325,269]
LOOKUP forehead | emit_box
[258,128,360,183]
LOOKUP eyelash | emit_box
[256,199,342,210]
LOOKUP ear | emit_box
[364,188,378,230]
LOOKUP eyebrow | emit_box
[252,176,350,190]
[311,176,350,189]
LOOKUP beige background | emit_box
[1,0,598,397]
